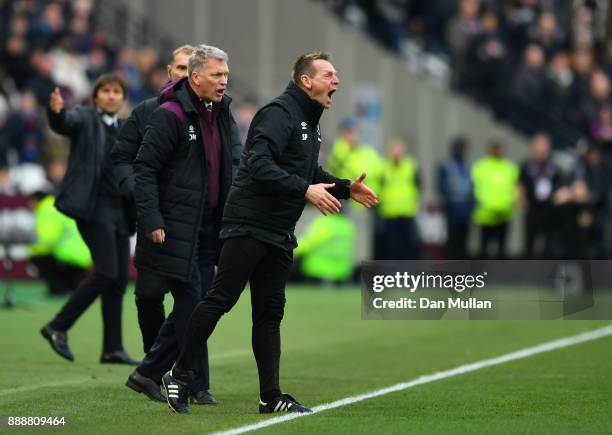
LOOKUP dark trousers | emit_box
[137,222,217,391]
[380,217,419,260]
[30,255,88,296]
[174,236,292,401]
[445,220,470,260]
[524,209,552,259]
[479,223,508,259]
[134,271,168,353]
[48,211,130,353]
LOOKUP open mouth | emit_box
[328,89,336,99]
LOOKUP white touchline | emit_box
[211,324,612,435]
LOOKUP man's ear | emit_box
[300,74,312,90]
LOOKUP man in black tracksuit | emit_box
[111,45,193,355]
[162,52,378,415]
[132,45,242,406]
[40,74,139,365]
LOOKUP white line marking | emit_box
[212,325,612,435]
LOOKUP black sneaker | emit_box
[40,325,74,361]
[190,390,218,405]
[162,371,189,414]
[259,394,312,414]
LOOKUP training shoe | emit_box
[162,371,190,414]
[40,325,74,361]
[259,394,312,414]
[126,370,165,402]
[100,350,141,365]
[190,390,218,405]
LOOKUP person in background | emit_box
[5,91,45,164]
[377,138,420,260]
[518,132,561,259]
[326,116,382,261]
[293,211,356,284]
[576,144,609,259]
[472,141,519,259]
[437,136,473,260]
[40,74,138,365]
[28,189,92,296]
[551,179,591,259]
[326,116,382,191]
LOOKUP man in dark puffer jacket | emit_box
[132,45,242,405]
[111,45,198,403]
[162,51,378,415]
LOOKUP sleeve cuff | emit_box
[140,214,165,235]
[295,178,310,198]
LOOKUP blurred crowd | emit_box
[0,0,257,195]
[327,0,612,149]
[293,121,610,284]
[0,0,258,294]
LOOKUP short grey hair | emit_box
[188,44,229,82]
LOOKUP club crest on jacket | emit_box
[188,124,196,142]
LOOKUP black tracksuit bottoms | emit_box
[134,270,168,353]
[174,236,293,401]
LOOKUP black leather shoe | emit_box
[100,350,140,365]
[190,390,218,405]
[40,325,74,361]
[126,370,165,402]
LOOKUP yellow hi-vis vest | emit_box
[326,139,384,192]
[471,156,519,226]
[294,214,356,281]
[28,195,92,268]
[378,157,420,218]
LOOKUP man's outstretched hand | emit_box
[306,183,342,215]
[350,172,378,208]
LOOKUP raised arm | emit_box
[47,87,84,136]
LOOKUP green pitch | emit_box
[0,283,611,434]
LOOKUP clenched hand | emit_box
[148,228,166,244]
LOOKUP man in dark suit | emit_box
[41,74,139,365]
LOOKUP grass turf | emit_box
[0,282,610,434]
